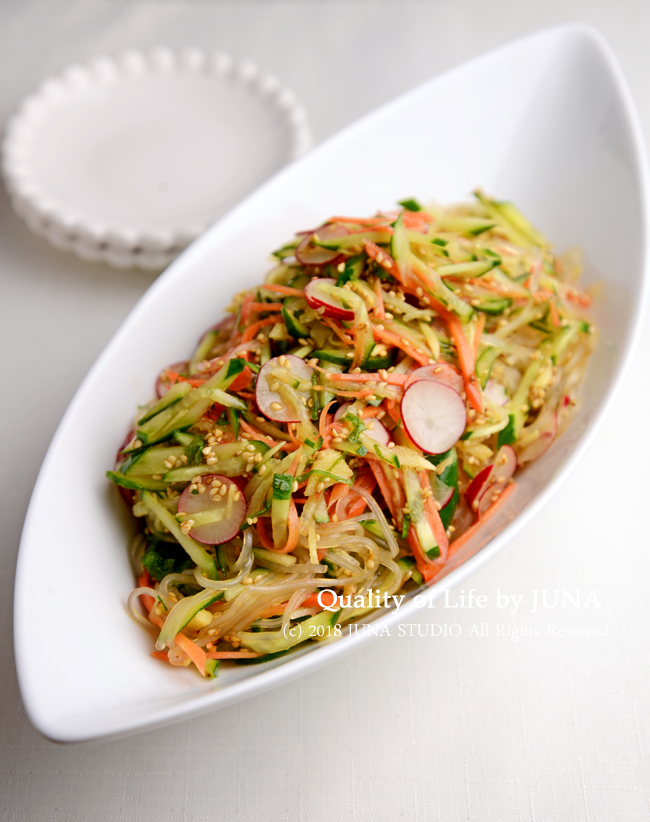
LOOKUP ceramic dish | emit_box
[1,47,312,270]
[14,24,649,743]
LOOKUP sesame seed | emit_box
[152,474,163,481]
[202,446,213,455]
[270,402,283,411]
[206,456,219,465]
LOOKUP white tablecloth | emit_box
[2,2,650,820]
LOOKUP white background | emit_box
[2,2,650,820]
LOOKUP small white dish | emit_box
[14,24,649,743]
[1,47,312,270]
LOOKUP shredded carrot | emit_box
[329,216,392,227]
[269,498,301,554]
[373,277,386,319]
[325,370,407,386]
[240,315,283,344]
[402,211,432,230]
[262,283,305,297]
[175,632,208,676]
[302,591,339,609]
[440,482,517,567]
[359,405,384,418]
[566,290,592,308]
[445,314,483,413]
[288,450,302,477]
[319,401,336,447]
[150,651,169,661]
[328,483,350,511]
[255,517,275,550]
[239,293,255,326]
[343,471,377,518]
[238,417,280,446]
[206,651,262,660]
[164,372,206,388]
[372,326,430,366]
[322,316,355,345]
[367,459,401,523]
[248,302,284,313]
[473,312,486,360]
[383,399,401,425]
[258,602,288,618]
[419,472,449,560]
[327,387,375,399]
[407,529,437,581]
[364,239,401,279]
[137,570,155,613]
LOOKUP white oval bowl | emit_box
[14,23,649,743]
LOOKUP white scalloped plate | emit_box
[1,48,312,270]
[14,24,649,743]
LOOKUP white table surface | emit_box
[2,2,650,820]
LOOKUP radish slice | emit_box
[400,380,466,454]
[256,355,314,423]
[434,481,455,510]
[405,363,464,394]
[156,361,189,398]
[465,465,493,512]
[477,445,516,517]
[362,418,390,446]
[334,403,391,446]
[305,278,355,320]
[295,224,349,265]
[484,379,508,406]
[517,411,558,464]
[177,475,247,544]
